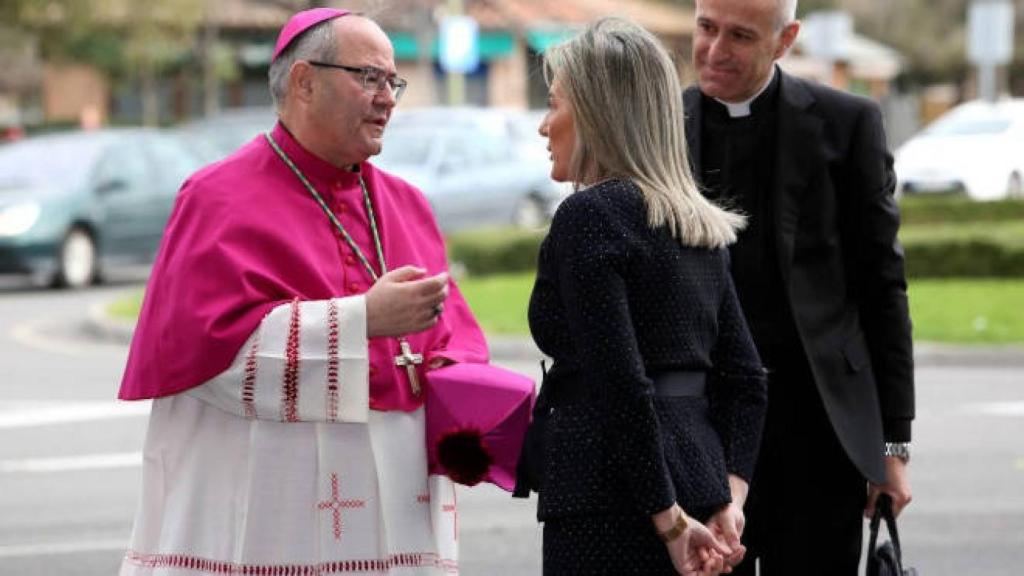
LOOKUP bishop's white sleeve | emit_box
[187,296,370,423]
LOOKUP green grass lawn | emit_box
[900,220,1024,248]
[457,272,535,334]
[110,274,1024,344]
[907,278,1024,344]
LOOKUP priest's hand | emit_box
[366,266,449,337]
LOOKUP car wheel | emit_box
[1007,172,1023,199]
[54,227,98,289]
[513,195,546,229]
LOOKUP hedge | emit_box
[447,225,1024,279]
[446,227,546,277]
[899,196,1024,225]
[903,238,1024,278]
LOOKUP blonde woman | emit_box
[513,18,768,576]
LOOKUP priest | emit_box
[118,8,487,575]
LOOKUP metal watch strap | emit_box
[884,442,911,463]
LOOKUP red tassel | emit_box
[437,428,493,486]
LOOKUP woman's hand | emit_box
[706,475,750,570]
[706,502,745,570]
[654,505,731,575]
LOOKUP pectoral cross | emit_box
[394,338,423,395]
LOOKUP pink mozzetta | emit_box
[271,7,350,62]
[118,123,489,411]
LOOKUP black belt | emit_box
[546,369,706,407]
[652,371,706,397]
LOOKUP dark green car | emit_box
[0,128,199,288]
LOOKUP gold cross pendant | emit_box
[394,338,424,395]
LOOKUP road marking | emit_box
[0,400,150,429]
[9,317,124,358]
[964,402,1024,417]
[0,539,127,558]
[0,451,141,474]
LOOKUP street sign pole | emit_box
[440,0,478,106]
[968,0,1015,102]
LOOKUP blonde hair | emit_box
[544,17,744,249]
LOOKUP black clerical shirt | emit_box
[699,75,799,367]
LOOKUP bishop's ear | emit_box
[289,61,318,104]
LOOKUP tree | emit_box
[1,0,204,125]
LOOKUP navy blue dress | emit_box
[524,179,767,575]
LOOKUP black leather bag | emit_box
[866,494,918,576]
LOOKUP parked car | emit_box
[895,99,1024,200]
[176,106,570,232]
[0,128,199,288]
[176,106,276,164]
[380,107,569,232]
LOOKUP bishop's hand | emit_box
[365,266,449,337]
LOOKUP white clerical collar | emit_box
[714,67,777,118]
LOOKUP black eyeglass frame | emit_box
[307,61,408,101]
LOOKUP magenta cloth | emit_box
[271,8,350,62]
[425,363,536,492]
[119,122,488,410]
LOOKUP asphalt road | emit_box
[0,280,1022,575]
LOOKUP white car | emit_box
[895,99,1024,200]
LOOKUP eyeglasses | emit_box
[308,61,408,102]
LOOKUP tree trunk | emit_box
[141,59,160,127]
[202,12,220,118]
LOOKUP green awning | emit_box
[386,31,516,61]
[388,32,420,60]
[526,29,579,53]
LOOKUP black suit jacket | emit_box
[684,70,914,484]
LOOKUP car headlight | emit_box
[0,202,41,237]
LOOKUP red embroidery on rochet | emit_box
[123,550,456,574]
[317,472,366,541]
[281,297,301,422]
[242,330,261,420]
[326,298,341,422]
[442,483,459,541]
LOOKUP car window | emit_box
[378,128,435,165]
[91,139,150,194]
[476,132,510,164]
[926,106,1017,136]
[0,134,109,190]
[144,135,199,192]
[441,131,485,169]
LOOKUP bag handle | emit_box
[869,493,905,566]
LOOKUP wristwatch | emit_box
[884,442,911,463]
[657,508,689,543]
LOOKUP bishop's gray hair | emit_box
[268,19,339,110]
[543,17,745,249]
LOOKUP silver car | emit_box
[377,107,567,232]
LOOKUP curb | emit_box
[84,300,136,344]
[84,296,1024,366]
[911,342,1024,368]
[83,296,547,362]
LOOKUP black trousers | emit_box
[732,354,867,576]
